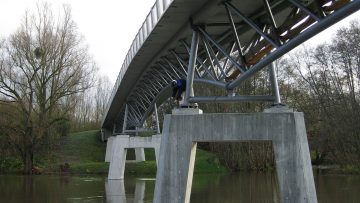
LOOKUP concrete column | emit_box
[105,136,115,162]
[108,136,128,180]
[153,134,162,167]
[153,125,196,203]
[106,134,162,180]
[154,109,202,203]
[135,148,146,162]
[153,110,317,203]
[272,113,317,202]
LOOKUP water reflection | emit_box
[105,180,126,202]
[0,175,105,203]
[105,179,147,202]
[314,169,360,203]
[191,173,280,203]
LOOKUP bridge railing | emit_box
[104,0,174,127]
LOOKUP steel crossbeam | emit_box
[103,0,359,133]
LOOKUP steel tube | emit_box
[228,0,360,89]
[225,2,279,48]
[198,27,246,73]
[269,63,282,104]
[193,78,226,88]
[202,37,220,80]
[184,30,200,106]
[225,3,247,64]
[287,0,321,22]
[189,95,275,103]
[202,37,227,78]
[122,129,157,133]
[182,41,217,80]
[263,0,282,45]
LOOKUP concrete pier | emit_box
[153,110,317,203]
[107,134,161,180]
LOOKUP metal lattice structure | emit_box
[101,0,359,134]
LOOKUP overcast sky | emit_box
[1,0,359,84]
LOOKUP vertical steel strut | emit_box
[184,29,200,106]
[269,63,281,105]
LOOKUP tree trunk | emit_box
[23,149,33,174]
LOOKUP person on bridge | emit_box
[171,79,186,101]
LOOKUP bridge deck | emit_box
[102,0,359,132]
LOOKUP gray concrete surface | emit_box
[153,110,317,203]
[105,136,114,162]
[135,148,146,162]
[107,134,162,179]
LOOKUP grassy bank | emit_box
[44,130,227,175]
[52,130,108,174]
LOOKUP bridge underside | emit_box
[102,0,359,133]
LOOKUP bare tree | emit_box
[69,75,112,131]
[94,75,112,125]
[0,3,97,174]
[283,20,360,166]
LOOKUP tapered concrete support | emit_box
[135,148,146,162]
[152,134,162,166]
[108,136,128,180]
[105,136,115,162]
[154,109,317,203]
[107,134,162,180]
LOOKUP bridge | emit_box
[101,0,359,135]
[101,0,359,202]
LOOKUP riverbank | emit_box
[41,130,227,175]
[2,130,358,175]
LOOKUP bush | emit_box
[0,157,23,173]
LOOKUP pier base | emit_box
[106,134,161,179]
[154,110,317,203]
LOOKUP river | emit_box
[0,170,359,202]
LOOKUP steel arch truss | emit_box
[112,0,359,133]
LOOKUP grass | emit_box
[124,149,227,176]
[43,130,227,175]
[58,130,106,163]
[194,149,227,173]
[43,130,109,174]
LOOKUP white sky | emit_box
[0,0,359,84]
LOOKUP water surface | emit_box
[0,171,359,202]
